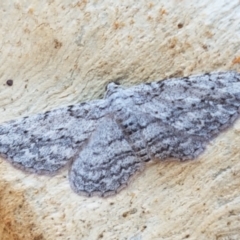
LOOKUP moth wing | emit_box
[69,117,143,197]
[0,100,108,174]
[119,71,240,160]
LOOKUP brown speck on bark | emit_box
[6,79,13,86]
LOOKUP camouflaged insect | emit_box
[0,71,240,197]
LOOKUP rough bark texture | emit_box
[0,1,240,239]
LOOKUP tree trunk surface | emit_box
[0,1,240,239]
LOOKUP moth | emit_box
[0,71,240,197]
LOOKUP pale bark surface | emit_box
[0,1,240,239]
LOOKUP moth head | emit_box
[105,82,123,98]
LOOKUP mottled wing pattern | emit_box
[1,71,240,197]
[0,99,108,174]
[118,71,240,160]
[69,117,144,197]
